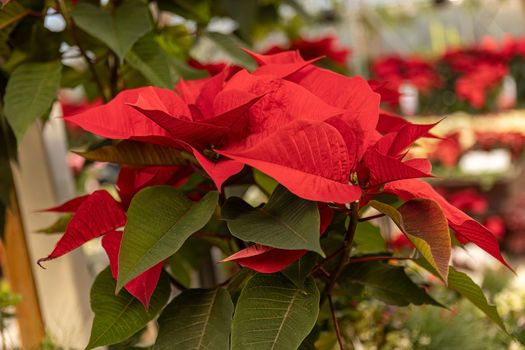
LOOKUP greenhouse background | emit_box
[1,0,525,349]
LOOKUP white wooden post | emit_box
[10,110,93,349]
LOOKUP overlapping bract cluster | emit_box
[41,49,510,307]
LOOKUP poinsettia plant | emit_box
[39,50,513,349]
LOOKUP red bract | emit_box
[263,36,350,65]
[38,190,126,265]
[187,59,229,76]
[483,216,506,240]
[102,230,163,309]
[432,132,462,168]
[384,179,511,269]
[441,44,505,74]
[42,194,91,212]
[475,131,525,155]
[117,165,191,210]
[372,56,442,93]
[39,166,190,307]
[66,51,380,204]
[368,80,401,106]
[501,36,525,60]
[446,188,488,215]
[455,63,507,109]
[358,121,436,188]
[223,206,334,273]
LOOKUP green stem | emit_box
[358,213,385,222]
[349,256,412,264]
[56,0,109,102]
[320,201,359,305]
[328,295,345,350]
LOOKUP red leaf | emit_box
[192,150,244,190]
[218,120,361,204]
[117,166,192,210]
[223,206,334,273]
[175,67,239,106]
[223,245,306,273]
[221,70,344,140]
[363,147,433,185]
[244,49,305,65]
[102,230,163,309]
[368,81,400,105]
[129,86,261,149]
[252,54,324,79]
[286,66,381,158]
[377,111,438,140]
[404,158,433,174]
[42,194,90,213]
[65,88,180,145]
[384,179,512,270]
[38,191,126,265]
[387,121,439,157]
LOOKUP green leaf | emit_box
[170,58,209,80]
[416,259,507,332]
[205,32,256,70]
[298,326,321,350]
[157,0,211,24]
[339,262,442,307]
[75,140,190,166]
[72,0,152,61]
[126,33,173,88]
[118,187,219,291]
[0,2,29,31]
[215,0,257,42]
[222,186,324,255]
[86,268,170,350]
[36,214,72,234]
[168,237,213,288]
[231,274,319,350]
[282,252,319,288]
[353,222,387,254]
[371,199,451,281]
[155,288,233,350]
[253,169,278,195]
[4,61,61,141]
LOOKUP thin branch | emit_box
[358,213,385,222]
[321,202,359,304]
[309,246,344,276]
[319,267,330,278]
[349,256,412,264]
[109,53,119,98]
[328,295,345,350]
[56,0,109,102]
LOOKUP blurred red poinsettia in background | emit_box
[455,63,508,109]
[475,131,525,156]
[431,132,462,168]
[263,35,350,67]
[371,55,442,94]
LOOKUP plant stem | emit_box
[328,295,345,350]
[309,246,344,276]
[56,0,109,102]
[358,213,385,222]
[320,201,359,305]
[109,53,119,98]
[349,256,412,264]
